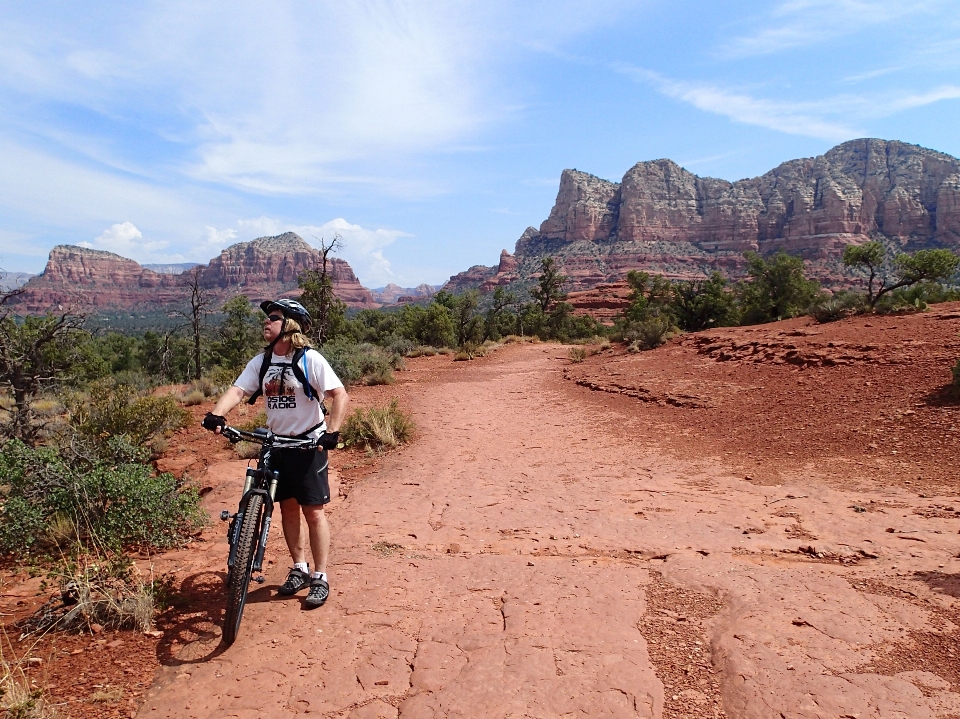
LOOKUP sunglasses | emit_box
[266,314,284,323]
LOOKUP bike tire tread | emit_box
[222,493,263,646]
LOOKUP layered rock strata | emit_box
[13,233,377,314]
[446,139,960,294]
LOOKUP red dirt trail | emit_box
[5,304,960,718]
[136,306,960,718]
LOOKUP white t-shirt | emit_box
[234,348,344,438]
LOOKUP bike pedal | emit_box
[252,576,265,584]
[220,510,234,521]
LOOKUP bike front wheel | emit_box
[222,493,263,646]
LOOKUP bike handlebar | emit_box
[221,425,319,449]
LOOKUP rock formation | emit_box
[445,139,960,293]
[13,233,377,314]
[372,283,439,305]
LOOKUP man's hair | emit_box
[281,318,313,350]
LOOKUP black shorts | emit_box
[271,448,330,506]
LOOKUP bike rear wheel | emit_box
[222,493,263,646]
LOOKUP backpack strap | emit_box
[246,349,272,405]
[290,347,317,401]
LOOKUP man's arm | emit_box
[324,386,349,432]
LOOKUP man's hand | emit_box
[317,431,340,450]
[202,412,226,433]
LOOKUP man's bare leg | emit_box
[301,505,329,574]
[279,498,307,565]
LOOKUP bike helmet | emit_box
[260,299,313,333]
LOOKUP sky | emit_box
[1,0,958,288]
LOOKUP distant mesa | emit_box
[11,233,378,314]
[442,138,960,294]
[0,271,36,292]
[371,283,441,305]
[141,262,199,275]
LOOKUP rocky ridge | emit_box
[12,233,377,313]
[444,138,960,294]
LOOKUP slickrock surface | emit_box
[12,233,377,313]
[133,313,960,718]
[445,139,960,293]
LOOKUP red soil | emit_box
[3,305,960,718]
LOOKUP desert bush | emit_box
[622,316,673,351]
[205,366,238,394]
[0,643,59,718]
[234,441,261,459]
[0,439,205,555]
[321,341,400,387]
[190,377,216,397]
[568,346,587,363]
[364,366,396,385]
[342,398,415,451]
[70,381,189,449]
[181,389,205,406]
[809,291,868,323]
[17,555,170,637]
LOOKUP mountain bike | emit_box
[218,425,318,646]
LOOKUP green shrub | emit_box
[622,316,673,351]
[181,389,205,406]
[70,382,189,449]
[342,398,415,451]
[364,366,396,385]
[321,341,401,386]
[568,346,587,363]
[809,291,868,323]
[235,410,268,432]
[0,439,206,555]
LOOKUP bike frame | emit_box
[220,427,319,579]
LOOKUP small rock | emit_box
[26,657,42,667]
[527,561,535,566]
[90,624,103,634]
[143,630,163,638]
[446,543,460,554]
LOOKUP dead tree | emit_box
[0,283,88,443]
[299,234,345,346]
[176,268,215,380]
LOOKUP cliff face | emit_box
[13,233,377,314]
[458,139,960,292]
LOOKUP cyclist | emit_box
[202,299,349,608]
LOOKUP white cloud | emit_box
[79,221,172,258]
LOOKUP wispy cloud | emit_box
[616,66,859,140]
[717,0,937,59]
[617,65,960,141]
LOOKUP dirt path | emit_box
[140,343,960,719]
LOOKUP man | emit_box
[202,299,349,608]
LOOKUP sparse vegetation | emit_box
[342,398,414,451]
[568,346,587,363]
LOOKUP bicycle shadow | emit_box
[154,571,303,665]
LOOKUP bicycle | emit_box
[217,425,319,646]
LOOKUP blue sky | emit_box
[1,0,958,287]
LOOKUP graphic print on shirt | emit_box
[263,364,297,410]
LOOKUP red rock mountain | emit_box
[13,233,377,313]
[444,138,960,293]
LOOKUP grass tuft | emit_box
[342,399,414,451]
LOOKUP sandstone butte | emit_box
[443,138,960,298]
[11,232,379,314]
